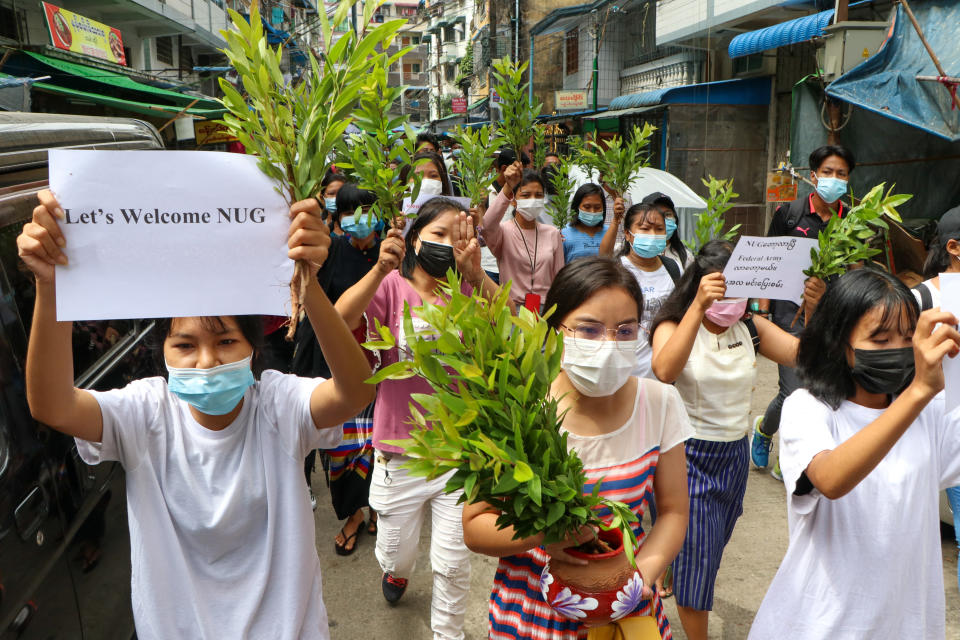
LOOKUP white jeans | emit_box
[368,452,471,640]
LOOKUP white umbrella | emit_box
[565,166,706,210]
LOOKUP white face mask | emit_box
[418,178,444,196]
[516,198,545,221]
[561,336,637,397]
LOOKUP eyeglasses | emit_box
[559,321,640,351]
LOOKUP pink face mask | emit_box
[704,298,748,327]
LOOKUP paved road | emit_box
[313,357,960,639]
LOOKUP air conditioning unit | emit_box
[816,21,888,81]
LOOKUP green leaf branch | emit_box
[546,155,578,229]
[491,57,542,157]
[364,275,640,566]
[217,0,402,338]
[804,183,910,279]
[451,124,501,208]
[686,176,740,254]
[576,124,655,196]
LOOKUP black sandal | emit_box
[367,515,378,536]
[334,521,364,556]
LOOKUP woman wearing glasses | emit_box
[463,256,693,639]
[648,240,803,640]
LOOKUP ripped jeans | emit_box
[368,452,471,640]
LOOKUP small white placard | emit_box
[940,273,960,415]
[50,150,293,321]
[400,193,472,237]
[722,236,818,304]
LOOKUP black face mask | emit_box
[850,347,915,395]
[416,239,456,279]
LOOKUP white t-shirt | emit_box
[674,322,757,442]
[749,389,960,640]
[77,371,342,640]
[620,256,676,379]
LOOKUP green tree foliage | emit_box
[365,277,640,566]
[687,176,741,254]
[575,124,655,196]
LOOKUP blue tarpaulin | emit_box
[826,0,960,142]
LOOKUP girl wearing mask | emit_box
[19,191,376,639]
[462,256,692,639]
[641,192,691,270]
[561,183,624,262]
[602,203,680,378]
[319,171,347,235]
[400,149,453,199]
[649,240,802,640]
[295,183,383,551]
[484,163,565,311]
[749,269,960,639]
[335,197,501,640]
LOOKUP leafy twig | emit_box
[686,176,740,254]
[546,155,578,229]
[451,124,501,208]
[576,124,655,196]
[491,57,542,157]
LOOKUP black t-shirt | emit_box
[766,194,844,239]
[290,233,381,378]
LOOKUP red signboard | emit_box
[451,97,467,114]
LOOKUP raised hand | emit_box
[377,229,406,275]
[452,211,482,285]
[288,198,331,276]
[910,308,960,398]
[17,189,67,284]
[694,272,727,313]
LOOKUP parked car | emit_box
[0,112,163,639]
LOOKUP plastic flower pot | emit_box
[539,528,648,627]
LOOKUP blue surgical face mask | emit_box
[665,217,678,240]
[815,176,847,204]
[324,197,337,214]
[578,210,604,227]
[341,213,377,240]
[631,233,667,258]
[166,354,255,416]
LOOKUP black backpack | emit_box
[661,256,681,284]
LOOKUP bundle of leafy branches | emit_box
[365,276,640,565]
[567,135,603,184]
[532,126,547,172]
[686,176,741,254]
[575,124,655,196]
[804,183,910,279]
[218,0,400,337]
[335,62,424,225]
[491,57,542,157]
[451,124,501,207]
[546,155,578,229]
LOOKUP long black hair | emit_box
[618,203,665,257]
[649,240,734,337]
[544,257,644,330]
[517,168,545,194]
[798,268,918,409]
[148,316,266,378]
[663,210,688,265]
[922,229,960,278]
[334,183,374,226]
[568,183,606,226]
[400,196,463,279]
[399,150,453,196]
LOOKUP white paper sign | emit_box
[400,193,472,237]
[50,150,293,321]
[722,236,818,304]
[941,273,960,415]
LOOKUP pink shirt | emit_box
[483,190,565,308]
[365,269,472,454]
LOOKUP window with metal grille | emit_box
[156,36,173,65]
[565,29,578,75]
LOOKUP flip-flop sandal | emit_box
[334,521,364,557]
[367,518,378,536]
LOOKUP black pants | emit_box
[760,301,803,437]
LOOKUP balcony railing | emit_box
[389,71,429,86]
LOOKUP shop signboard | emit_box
[43,2,126,66]
[555,90,588,111]
[451,97,467,114]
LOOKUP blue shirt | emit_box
[563,223,608,262]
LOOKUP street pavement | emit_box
[313,357,960,639]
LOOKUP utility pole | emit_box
[487,0,496,100]
[592,12,600,112]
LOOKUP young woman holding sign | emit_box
[18,190,375,640]
[749,269,960,639]
[649,240,802,640]
[334,197,502,640]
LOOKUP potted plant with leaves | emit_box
[686,176,741,254]
[365,277,646,625]
[218,0,403,337]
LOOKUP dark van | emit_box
[0,112,163,638]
